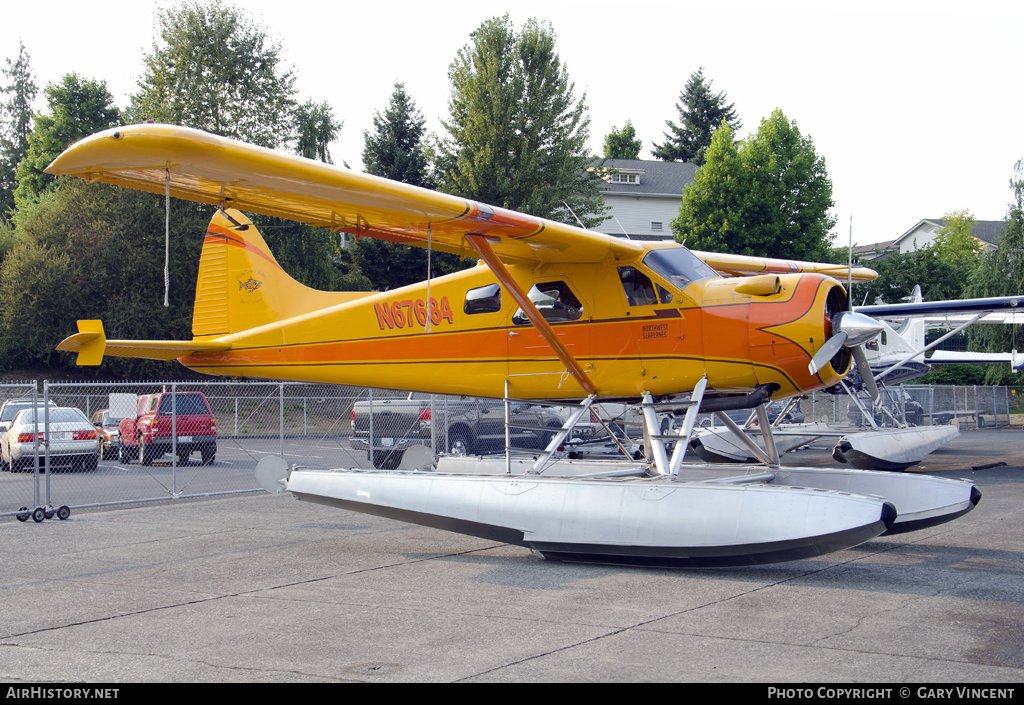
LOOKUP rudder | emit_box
[193,209,365,338]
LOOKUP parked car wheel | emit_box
[139,437,159,466]
[370,450,403,469]
[200,442,216,465]
[446,428,472,456]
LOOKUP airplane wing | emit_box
[693,251,877,283]
[45,123,875,282]
[927,350,1024,371]
[856,295,1024,319]
[44,124,642,266]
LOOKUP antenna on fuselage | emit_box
[562,201,587,230]
[848,213,853,310]
[612,215,632,240]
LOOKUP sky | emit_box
[2,0,1022,247]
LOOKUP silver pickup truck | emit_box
[350,392,563,468]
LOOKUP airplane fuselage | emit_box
[180,236,850,401]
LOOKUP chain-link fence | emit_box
[801,385,1018,428]
[2,380,1022,522]
[0,380,568,521]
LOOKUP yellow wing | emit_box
[44,123,643,266]
[45,123,875,282]
[693,250,878,284]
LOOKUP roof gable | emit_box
[591,159,697,196]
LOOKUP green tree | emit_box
[294,99,342,164]
[0,179,210,376]
[673,109,836,261]
[652,67,740,165]
[256,100,366,292]
[357,83,471,291]
[603,121,642,159]
[128,1,296,149]
[258,219,370,292]
[362,83,433,188]
[855,248,972,306]
[437,15,606,228]
[0,41,37,214]
[933,209,983,266]
[966,160,1024,384]
[13,74,121,210]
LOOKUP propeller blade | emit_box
[809,331,848,375]
[852,345,880,402]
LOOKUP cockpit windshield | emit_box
[643,247,717,290]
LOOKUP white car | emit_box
[0,399,57,435]
[1,407,99,472]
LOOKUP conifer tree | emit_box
[437,16,605,228]
[356,83,470,291]
[0,41,37,214]
[652,67,740,166]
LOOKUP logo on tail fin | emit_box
[236,268,266,304]
[239,276,263,293]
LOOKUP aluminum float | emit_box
[831,425,961,471]
[280,467,897,567]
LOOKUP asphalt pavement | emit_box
[2,429,1023,683]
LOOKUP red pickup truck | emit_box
[119,392,218,465]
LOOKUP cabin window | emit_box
[643,247,717,289]
[617,267,658,306]
[464,283,502,314]
[512,281,583,325]
[656,284,674,304]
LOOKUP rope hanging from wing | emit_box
[164,170,170,307]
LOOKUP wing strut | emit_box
[465,233,597,396]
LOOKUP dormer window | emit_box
[608,172,640,184]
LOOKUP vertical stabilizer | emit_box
[193,209,370,338]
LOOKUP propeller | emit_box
[808,310,884,401]
[810,216,883,403]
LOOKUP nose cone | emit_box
[834,311,884,347]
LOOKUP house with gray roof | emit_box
[894,218,1004,254]
[590,159,696,240]
[857,218,1004,260]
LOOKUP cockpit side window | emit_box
[617,266,658,306]
[464,283,502,314]
[512,281,583,325]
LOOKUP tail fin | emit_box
[57,209,370,366]
[193,209,370,338]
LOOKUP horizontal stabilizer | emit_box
[56,320,230,365]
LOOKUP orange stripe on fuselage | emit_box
[178,274,839,398]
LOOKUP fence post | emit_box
[280,383,285,459]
